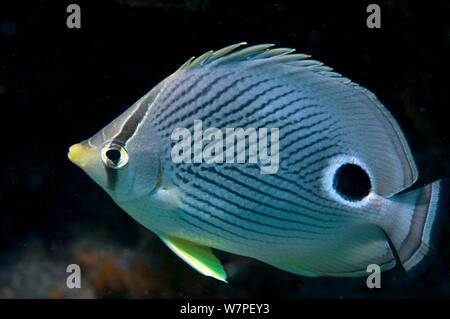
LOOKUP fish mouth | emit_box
[68,141,98,168]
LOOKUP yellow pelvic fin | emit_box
[159,234,227,283]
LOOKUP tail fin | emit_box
[381,179,448,275]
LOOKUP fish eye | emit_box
[101,143,129,169]
[332,163,371,201]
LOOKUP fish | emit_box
[68,43,448,282]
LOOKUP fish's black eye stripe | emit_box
[105,165,118,190]
[115,104,149,144]
[114,87,162,145]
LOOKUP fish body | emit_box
[68,43,448,281]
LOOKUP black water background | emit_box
[0,0,448,298]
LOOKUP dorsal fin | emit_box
[173,43,418,195]
[177,43,349,81]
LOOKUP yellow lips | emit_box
[68,142,98,168]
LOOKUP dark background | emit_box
[0,0,448,298]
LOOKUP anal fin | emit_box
[159,234,227,283]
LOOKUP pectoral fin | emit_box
[159,234,227,283]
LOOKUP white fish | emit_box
[68,43,448,282]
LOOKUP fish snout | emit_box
[68,141,98,168]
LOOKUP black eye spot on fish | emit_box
[106,149,121,165]
[332,163,371,201]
